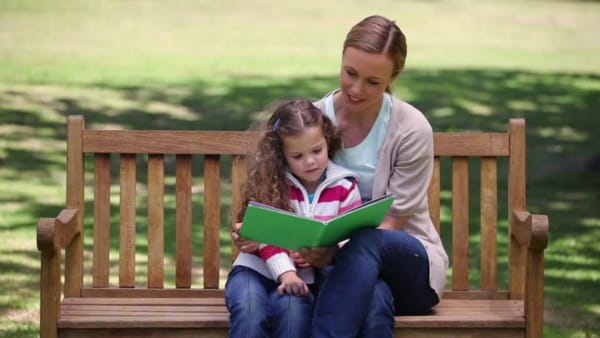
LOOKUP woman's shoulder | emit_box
[388,95,426,119]
[313,91,334,113]
[313,96,326,111]
[388,95,432,133]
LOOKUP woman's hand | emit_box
[378,214,409,231]
[277,271,310,296]
[290,250,310,268]
[297,246,337,268]
[231,222,259,253]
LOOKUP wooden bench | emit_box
[38,115,549,338]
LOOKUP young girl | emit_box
[224,98,362,338]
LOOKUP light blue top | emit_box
[306,171,327,203]
[323,92,391,200]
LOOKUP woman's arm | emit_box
[378,214,409,231]
[297,246,337,268]
[231,222,259,253]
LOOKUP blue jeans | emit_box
[312,228,439,338]
[224,265,315,338]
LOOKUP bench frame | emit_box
[38,116,549,337]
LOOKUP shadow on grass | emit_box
[1,68,599,334]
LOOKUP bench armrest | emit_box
[511,210,549,338]
[38,208,80,338]
[511,210,549,252]
[37,208,80,254]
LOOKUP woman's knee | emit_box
[340,228,383,257]
[367,280,394,322]
[359,280,394,337]
[349,228,381,244]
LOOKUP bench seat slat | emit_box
[58,328,525,338]
[61,306,227,314]
[63,297,225,305]
[59,315,229,329]
[58,298,524,329]
[77,288,511,299]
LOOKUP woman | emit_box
[234,15,448,338]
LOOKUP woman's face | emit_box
[339,47,395,115]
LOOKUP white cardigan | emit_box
[314,92,449,299]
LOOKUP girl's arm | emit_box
[233,222,299,285]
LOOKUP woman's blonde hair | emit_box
[344,15,407,91]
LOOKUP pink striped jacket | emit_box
[232,161,362,283]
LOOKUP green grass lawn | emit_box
[1,0,599,337]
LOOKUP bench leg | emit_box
[525,249,544,338]
[40,251,61,338]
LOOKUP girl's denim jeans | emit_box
[225,265,314,338]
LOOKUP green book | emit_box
[239,194,394,250]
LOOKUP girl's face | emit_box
[281,126,329,193]
[339,47,395,115]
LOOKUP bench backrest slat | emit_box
[452,157,470,291]
[480,157,498,291]
[119,153,137,288]
[93,153,111,288]
[66,116,526,298]
[147,154,165,288]
[175,155,193,288]
[83,130,258,154]
[433,133,509,156]
[204,155,222,289]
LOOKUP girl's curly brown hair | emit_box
[235,98,342,222]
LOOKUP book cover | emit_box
[239,194,394,250]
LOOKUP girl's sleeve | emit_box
[258,244,295,281]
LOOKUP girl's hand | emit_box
[277,271,309,296]
[231,222,259,253]
[297,246,337,268]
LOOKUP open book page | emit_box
[239,194,394,250]
[319,194,394,245]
